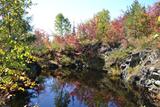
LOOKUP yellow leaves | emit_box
[158,16,160,22]
[153,34,159,39]
[18,87,25,91]
[14,0,17,4]
[19,76,26,81]
[10,83,18,91]
[0,85,7,90]
[0,49,5,55]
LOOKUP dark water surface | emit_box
[3,69,149,107]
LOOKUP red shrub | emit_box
[34,29,51,49]
[107,17,126,46]
[77,18,97,40]
[147,2,160,32]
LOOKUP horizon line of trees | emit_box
[36,0,159,51]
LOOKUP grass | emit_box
[108,47,133,61]
[126,65,141,80]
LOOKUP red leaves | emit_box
[54,36,65,45]
[77,19,97,40]
[65,35,79,46]
[147,2,160,33]
[107,17,126,45]
[34,29,51,49]
[53,35,80,51]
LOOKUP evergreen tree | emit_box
[0,0,32,42]
[55,13,71,36]
[124,0,151,38]
[94,9,110,40]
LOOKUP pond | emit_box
[3,69,152,107]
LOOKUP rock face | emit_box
[119,49,160,106]
[102,48,160,106]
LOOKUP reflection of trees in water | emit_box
[54,89,70,107]
[6,91,31,107]
[52,80,70,107]
[55,69,141,107]
[68,84,122,107]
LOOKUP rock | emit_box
[116,49,160,106]
[150,72,160,80]
[120,64,127,70]
[149,67,155,72]
[157,70,160,74]
[154,81,160,87]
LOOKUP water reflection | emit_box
[29,77,87,107]
[4,69,147,107]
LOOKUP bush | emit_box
[61,55,72,65]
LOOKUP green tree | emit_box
[0,0,33,43]
[0,0,35,94]
[55,13,71,36]
[124,0,151,38]
[94,9,110,40]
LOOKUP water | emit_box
[28,76,122,107]
[29,77,87,107]
[3,69,149,107]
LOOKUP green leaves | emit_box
[0,0,36,95]
[94,9,110,40]
[0,0,32,42]
[124,1,152,38]
[55,13,71,36]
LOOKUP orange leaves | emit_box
[34,29,51,49]
[107,17,126,45]
[53,35,80,51]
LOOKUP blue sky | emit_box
[29,0,158,34]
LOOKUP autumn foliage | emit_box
[37,1,160,52]
[34,29,51,49]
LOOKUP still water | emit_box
[5,70,148,107]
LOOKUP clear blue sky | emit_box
[29,0,158,34]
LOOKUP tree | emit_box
[77,18,97,40]
[124,0,151,38]
[77,9,110,41]
[148,2,160,33]
[0,0,35,93]
[55,13,71,36]
[107,17,127,47]
[0,0,33,42]
[94,9,110,40]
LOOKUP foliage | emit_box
[0,0,33,42]
[95,9,110,40]
[61,55,72,65]
[0,67,36,92]
[0,0,37,98]
[110,66,121,76]
[77,9,110,41]
[107,17,127,47]
[52,35,80,52]
[147,2,160,33]
[124,0,153,38]
[77,19,97,40]
[55,13,71,36]
[108,47,133,61]
[32,29,51,54]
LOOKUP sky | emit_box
[29,0,158,34]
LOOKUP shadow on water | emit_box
[3,69,153,107]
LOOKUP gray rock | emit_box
[154,81,160,87]
[149,67,155,71]
[157,70,160,74]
